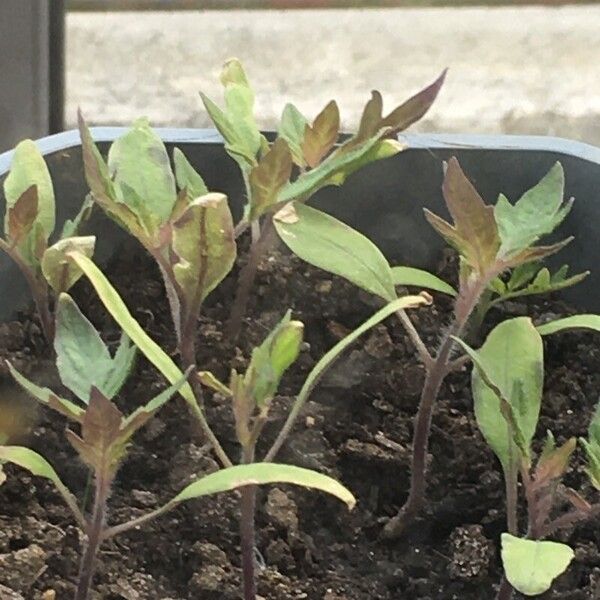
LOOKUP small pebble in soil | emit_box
[447,524,493,581]
[265,488,299,533]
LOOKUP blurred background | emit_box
[2,1,600,150]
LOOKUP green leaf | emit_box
[301,101,340,168]
[54,294,135,403]
[173,148,209,199]
[274,203,396,301]
[78,112,148,243]
[201,59,261,173]
[455,317,543,469]
[506,262,541,291]
[4,140,55,240]
[5,185,39,247]
[198,371,232,396]
[501,533,574,596]
[390,266,456,296]
[424,157,500,277]
[171,462,355,509]
[495,163,572,258]
[108,118,177,228]
[60,195,94,239]
[7,361,84,421]
[267,295,429,461]
[581,403,600,490]
[536,315,600,336]
[278,103,308,167]
[248,138,293,220]
[276,134,403,206]
[41,236,96,294]
[66,252,197,407]
[0,446,83,527]
[171,193,236,313]
[247,311,304,407]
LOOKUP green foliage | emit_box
[536,314,600,336]
[425,159,576,291]
[501,534,574,596]
[390,266,456,296]
[171,462,355,509]
[201,59,445,226]
[581,404,600,490]
[454,317,543,469]
[0,139,95,342]
[274,202,397,301]
[41,236,96,295]
[54,294,136,403]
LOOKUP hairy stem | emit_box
[240,446,257,600]
[396,309,433,368]
[383,282,484,538]
[75,475,109,600]
[227,218,277,340]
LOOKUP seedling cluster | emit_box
[1,58,599,599]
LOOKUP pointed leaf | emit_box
[172,193,236,311]
[495,163,572,258]
[108,118,177,228]
[536,315,600,336]
[390,266,456,296]
[60,195,94,239]
[66,252,196,407]
[379,69,447,135]
[6,185,39,247]
[78,112,146,241]
[171,462,355,509]
[501,533,574,596]
[4,140,55,239]
[276,134,403,206]
[278,103,308,167]
[173,148,209,199]
[0,446,83,527]
[247,312,304,407]
[302,100,340,168]
[248,138,293,220]
[55,294,134,403]
[455,317,543,469]
[425,157,500,276]
[535,437,576,487]
[198,371,232,396]
[7,361,84,420]
[42,236,96,294]
[274,202,396,301]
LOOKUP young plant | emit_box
[66,248,426,599]
[273,158,586,537]
[0,293,356,600]
[1,140,94,342]
[455,317,600,599]
[199,58,447,337]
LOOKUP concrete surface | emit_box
[66,6,600,143]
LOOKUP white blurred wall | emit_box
[66,6,600,143]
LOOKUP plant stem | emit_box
[75,474,109,600]
[505,449,519,535]
[240,445,257,600]
[227,218,277,341]
[383,282,484,538]
[396,309,433,368]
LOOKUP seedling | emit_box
[456,317,600,598]
[1,140,94,342]
[0,292,357,600]
[273,158,587,537]
[199,58,446,337]
[67,249,427,600]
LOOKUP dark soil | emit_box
[1,240,600,600]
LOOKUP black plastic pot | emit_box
[1,129,599,320]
